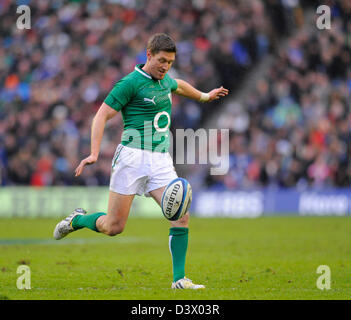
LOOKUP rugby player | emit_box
[54,33,228,289]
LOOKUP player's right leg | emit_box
[54,144,142,240]
[53,207,88,240]
[53,191,134,239]
[95,191,134,236]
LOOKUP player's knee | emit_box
[180,212,189,224]
[106,223,125,236]
[171,212,189,228]
[181,212,190,225]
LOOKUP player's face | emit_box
[147,50,175,80]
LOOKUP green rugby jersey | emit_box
[104,64,178,153]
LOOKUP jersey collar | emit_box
[135,64,152,79]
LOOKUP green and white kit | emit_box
[104,64,178,196]
[104,64,178,153]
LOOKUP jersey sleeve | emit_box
[104,77,135,111]
[169,77,178,92]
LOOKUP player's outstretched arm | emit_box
[75,102,118,177]
[174,79,229,103]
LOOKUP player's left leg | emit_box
[149,186,205,289]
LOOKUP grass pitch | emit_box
[0,216,351,300]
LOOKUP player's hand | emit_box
[75,154,98,177]
[208,86,229,102]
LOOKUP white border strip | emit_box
[134,66,152,79]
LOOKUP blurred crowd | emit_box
[0,0,287,186]
[2,0,341,190]
[206,0,351,190]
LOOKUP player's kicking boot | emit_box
[171,277,205,290]
[53,208,87,240]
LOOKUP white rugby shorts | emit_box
[109,144,178,197]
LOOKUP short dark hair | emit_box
[147,33,177,55]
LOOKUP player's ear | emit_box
[146,49,153,61]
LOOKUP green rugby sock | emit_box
[71,212,106,232]
[169,227,189,282]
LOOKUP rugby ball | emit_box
[161,178,192,221]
